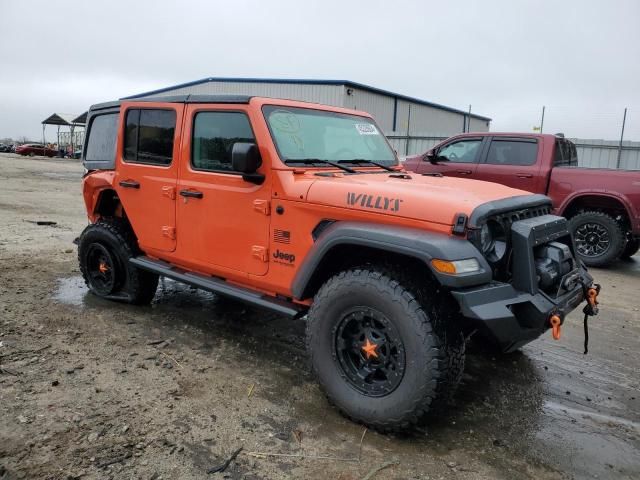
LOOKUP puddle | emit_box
[53,276,89,306]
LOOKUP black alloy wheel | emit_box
[568,211,625,267]
[574,222,611,257]
[334,307,406,397]
[85,242,118,296]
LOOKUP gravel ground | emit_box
[0,153,638,480]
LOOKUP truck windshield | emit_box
[263,105,397,167]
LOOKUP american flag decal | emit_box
[274,229,291,244]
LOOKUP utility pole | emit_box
[405,104,412,156]
[617,107,627,168]
[467,104,472,132]
[540,106,545,133]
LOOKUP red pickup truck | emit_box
[404,133,640,267]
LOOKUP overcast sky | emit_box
[1,0,639,142]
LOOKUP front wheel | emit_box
[78,221,159,304]
[569,211,625,267]
[306,269,447,431]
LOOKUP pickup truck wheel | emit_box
[306,269,445,431]
[78,221,159,305]
[621,239,639,259]
[569,211,625,267]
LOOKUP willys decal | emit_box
[347,192,403,212]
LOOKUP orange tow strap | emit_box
[550,314,562,340]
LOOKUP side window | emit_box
[438,139,481,163]
[554,139,578,167]
[486,140,538,166]
[123,108,176,166]
[85,113,118,162]
[192,111,255,172]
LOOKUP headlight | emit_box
[480,223,494,254]
[483,220,507,262]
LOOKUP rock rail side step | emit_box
[130,256,305,318]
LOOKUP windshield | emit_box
[263,105,397,166]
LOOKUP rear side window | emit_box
[554,139,578,167]
[85,113,118,162]
[486,139,537,166]
[124,109,176,166]
[191,111,255,172]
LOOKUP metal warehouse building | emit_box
[126,77,491,155]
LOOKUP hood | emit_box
[305,172,532,226]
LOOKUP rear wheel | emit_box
[78,220,158,304]
[569,211,625,267]
[306,269,447,431]
[621,238,639,259]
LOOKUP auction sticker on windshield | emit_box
[355,124,379,135]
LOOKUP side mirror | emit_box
[424,149,448,165]
[232,142,265,185]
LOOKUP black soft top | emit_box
[89,95,252,112]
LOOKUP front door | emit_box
[417,136,483,178]
[115,105,183,253]
[176,105,270,276]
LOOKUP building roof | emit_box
[124,77,491,121]
[41,113,85,126]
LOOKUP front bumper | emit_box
[451,270,592,352]
[451,212,595,352]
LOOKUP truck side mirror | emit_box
[424,149,448,165]
[232,142,265,185]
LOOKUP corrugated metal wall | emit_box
[468,116,491,132]
[571,139,640,170]
[392,100,482,137]
[386,135,447,157]
[342,87,396,131]
[143,81,345,108]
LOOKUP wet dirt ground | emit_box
[0,153,638,480]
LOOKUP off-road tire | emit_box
[569,211,625,267]
[621,238,639,259]
[306,269,446,431]
[429,334,465,412]
[78,220,159,305]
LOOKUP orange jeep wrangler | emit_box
[78,95,599,430]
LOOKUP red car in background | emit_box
[15,144,57,157]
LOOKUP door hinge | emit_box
[253,199,270,215]
[162,186,176,200]
[162,226,176,240]
[252,245,268,262]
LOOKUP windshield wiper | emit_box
[337,159,396,172]
[285,158,357,173]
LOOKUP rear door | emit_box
[474,137,545,192]
[115,104,184,253]
[416,136,484,178]
[175,105,271,276]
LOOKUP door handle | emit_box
[516,173,533,178]
[179,189,204,199]
[119,179,140,189]
[457,170,472,175]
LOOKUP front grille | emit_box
[484,206,552,283]
[495,205,551,225]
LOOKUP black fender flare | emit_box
[291,221,492,300]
